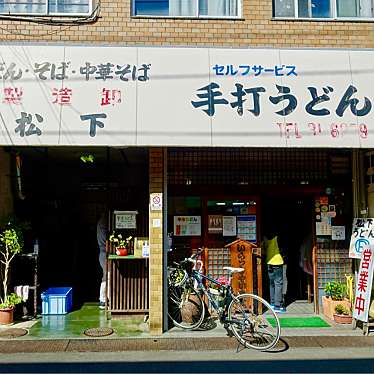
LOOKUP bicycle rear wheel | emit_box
[228,293,280,351]
[168,284,205,330]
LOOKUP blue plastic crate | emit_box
[41,287,73,315]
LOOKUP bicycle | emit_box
[167,249,281,351]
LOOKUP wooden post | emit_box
[307,274,312,304]
[312,245,319,314]
[256,247,262,299]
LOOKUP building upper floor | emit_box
[0,0,374,49]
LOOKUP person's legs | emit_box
[268,266,275,306]
[273,266,284,308]
[99,251,106,306]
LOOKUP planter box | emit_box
[322,296,351,321]
[333,314,352,324]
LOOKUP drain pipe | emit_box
[15,153,26,200]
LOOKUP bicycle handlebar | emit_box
[173,248,204,267]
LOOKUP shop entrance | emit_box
[10,146,149,310]
[261,195,314,305]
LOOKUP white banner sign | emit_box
[1,45,374,147]
[349,218,374,259]
[353,245,374,322]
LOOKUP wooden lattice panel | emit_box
[316,247,353,288]
[204,248,231,281]
[167,148,345,185]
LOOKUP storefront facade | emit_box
[0,0,373,334]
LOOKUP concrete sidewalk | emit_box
[0,317,373,353]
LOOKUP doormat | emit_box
[267,317,331,328]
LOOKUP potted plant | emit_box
[109,232,132,256]
[322,281,351,321]
[0,227,23,324]
[333,304,352,324]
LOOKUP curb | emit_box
[1,336,374,353]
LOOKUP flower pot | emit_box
[116,247,128,256]
[333,313,352,324]
[0,307,14,325]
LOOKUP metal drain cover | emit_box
[83,327,114,337]
[0,328,28,338]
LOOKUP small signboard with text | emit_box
[349,218,374,259]
[114,210,137,229]
[150,193,162,211]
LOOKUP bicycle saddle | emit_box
[223,266,244,274]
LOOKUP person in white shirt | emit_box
[97,212,108,309]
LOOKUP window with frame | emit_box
[274,0,374,19]
[0,0,92,15]
[133,0,239,17]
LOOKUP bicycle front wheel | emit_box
[168,284,205,330]
[228,293,280,351]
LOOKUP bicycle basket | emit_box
[168,268,188,287]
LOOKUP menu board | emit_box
[174,216,201,236]
[114,210,137,229]
[237,215,256,243]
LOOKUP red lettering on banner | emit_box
[3,87,23,104]
[358,271,369,292]
[354,294,366,315]
[101,88,121,106]
[52,87,72,105]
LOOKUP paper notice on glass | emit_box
[223,216,236,236]
[316,222,332,236]
[331,226,345,240]
[237,215,256,242]
[174,216,201,236]
[208,215,223,233]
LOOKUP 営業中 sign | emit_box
[353,245,374,322]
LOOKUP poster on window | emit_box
[174,216,201,236]
[208,215,223,233]
[114,211,137,229]
[237,215,256,243]
[223,216,237,236]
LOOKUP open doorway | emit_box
[261,195,314,306]
[10,146,149,311]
